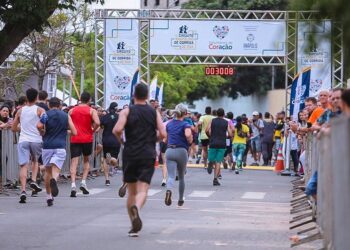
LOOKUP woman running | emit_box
[164,104,193,207]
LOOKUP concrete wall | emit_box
[191,89,286,117]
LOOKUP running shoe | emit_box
[105,180,111,186]
[175,176,179,181]
[19,191,27,204]
[161,179,166,187]
[207,162,213,174]
[47,198,54,207]
[30,182,42,193]
[213,178,221,186]
[50,178,59,197]
[118,183,127,198]
[70,187,77,198]
[80,183,89,195]
[235,170,239,174]
[177,200,184,207]
[128,229,139,237]
[31,190,38,197]
[218,174,222,179]
[130,205,142,232]
[165,190,172,206]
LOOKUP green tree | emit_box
[0,0,103,65]
[152,65,226,107]
[290,0,350,78]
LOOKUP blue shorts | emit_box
[251,136,262,153]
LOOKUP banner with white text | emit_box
[149,20,286,56]
[297,21,332,97]
[105,19,139,108]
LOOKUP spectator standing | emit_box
[250,111,264,166]
[261,112,275,166]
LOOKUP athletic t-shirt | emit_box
[42,109,68,149]
[123,104,157,160]
[209,117,228,149]
[199,115,214,140]
[166,119,191,150]
[233,124,249,144]
[100,112,120,147]
[70,105,94,143]
[251,119,264,139]
[308,107,324,125]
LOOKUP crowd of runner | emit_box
[0,84,350,237]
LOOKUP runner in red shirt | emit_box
[69,92,100,197]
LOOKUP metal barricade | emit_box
[291,117,350,249]
[1,129,19,185]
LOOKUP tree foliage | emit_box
[290,0,350,78]
[0,0,103,65]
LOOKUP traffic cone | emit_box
[274,145,284,173]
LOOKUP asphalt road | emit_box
[0,167,312,250]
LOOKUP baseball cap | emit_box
[252,111,259,116]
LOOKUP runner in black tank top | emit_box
[113,83,166,237]
[207,108,233,186]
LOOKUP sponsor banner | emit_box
[297,21,332,97]
[290,67,311,121]
[105,19,139,108]
[150,20,285,56]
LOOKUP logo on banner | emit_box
[243,33,258,50]
[109,41,136,65]
[114,75,131,90]
[292,85,307,105]
[209,25,233,51]
[301,48,328,66]
[213,26,229,40]
[171,25,198,50]
[310,79,323,95]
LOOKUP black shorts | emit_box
[70,143,93,159]
[159,142,167,154]
[224,145,232,157]
[123,158,155,185]
[103,145,120,159]
[201,139,210,147]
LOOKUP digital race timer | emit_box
[205,66,235,76]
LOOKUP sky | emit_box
[91,0,141,9]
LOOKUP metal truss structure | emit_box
[94,9,343,111]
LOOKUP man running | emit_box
[113,83,166,237]
[206,108,232,186]
[69,92,100,197]
[100,102,120,186]
[198,106,214,168]
[250,111,264,166]
[12,88,45,203]
[37,97,77,206]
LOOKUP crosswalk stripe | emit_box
[241,192,266,200]
[188,190,215,198]
[148,189,162,196]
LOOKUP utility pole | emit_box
[271,66,275,90]
[80,3,87,95]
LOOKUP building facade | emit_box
[141,0,190,9]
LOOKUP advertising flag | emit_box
[149,76,158,100]
[290,67,311,121]
[158,83,164,105]
[105,19,139,109]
